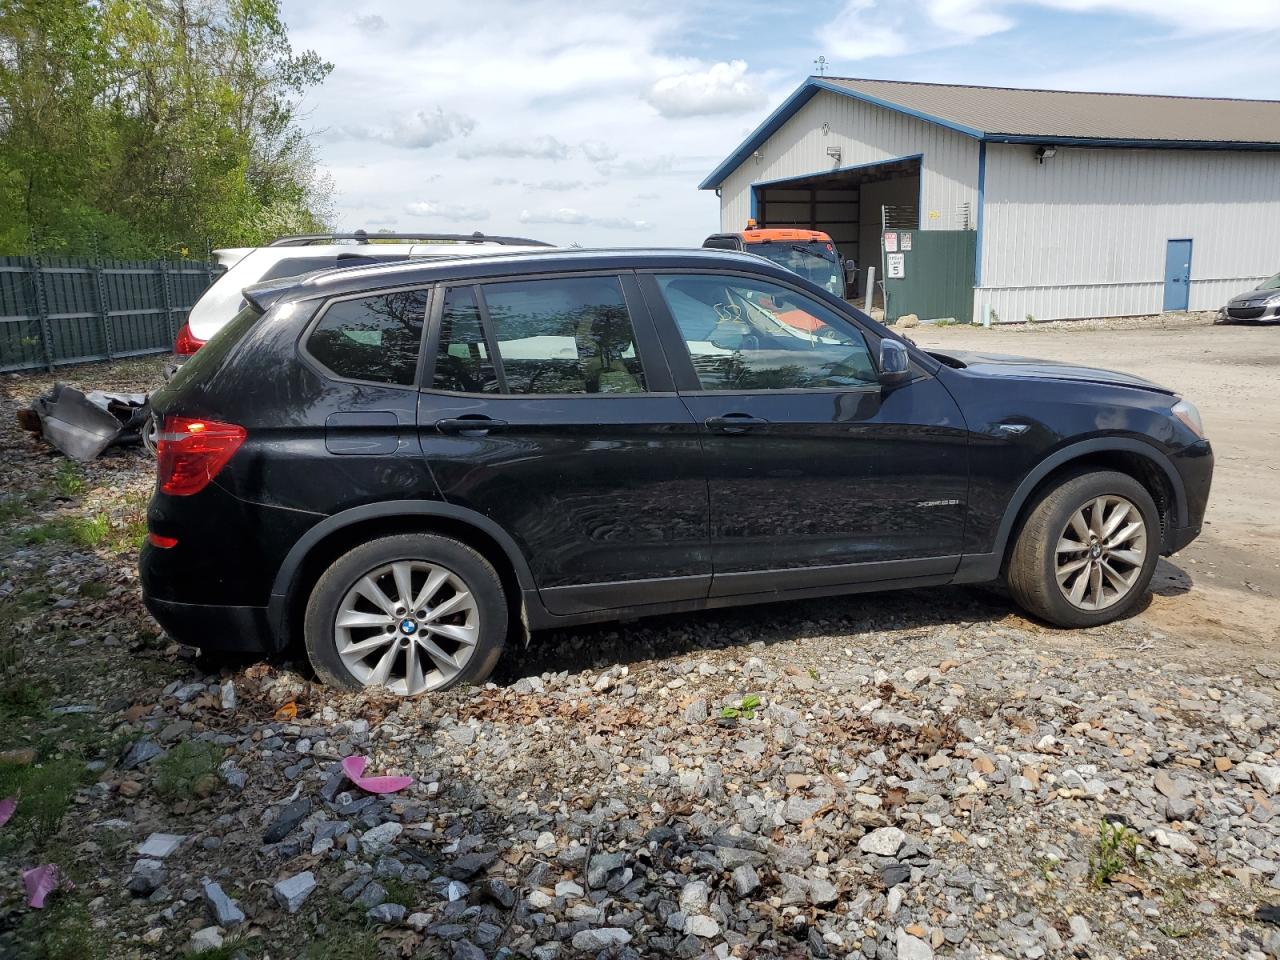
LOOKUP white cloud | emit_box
[519,208,653,231]
[644,60,767,117]
[331,107,475,149]
[457,135,571,160]
[353,13,386,34]
[523,179,588,191]
[580,139,618,163]
[405,200,490,222]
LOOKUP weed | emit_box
[1089,818,1142,888]
[154,741,222,800]
[807,667,819,681]
[71,513,111,547]
[719,694,762,721]
[53,462,86,498]
[301,926,381,960]
[185,935,259,959]
[77,580,110,600]
[1158,924,1200,939]
[0,756,86,844]
[382,877,421,908]
[23,518,78,545]
[0,494,35,524]
[0,679,48,720]
[21,896,99,960]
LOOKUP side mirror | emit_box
[879,338,911,387]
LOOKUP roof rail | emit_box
[268,230,553,248]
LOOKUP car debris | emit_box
[17,383,150,461]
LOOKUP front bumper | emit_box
[1221,301,1280,322]
[1165,439,1213,554]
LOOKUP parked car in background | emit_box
[1219,272,1280,323]
[703,224,846,299]
[174,231,553,359]
[142,248,1212,697]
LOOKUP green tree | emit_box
[0,0,333,258]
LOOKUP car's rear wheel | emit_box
[304,534,507,695]
[1007,470,1160,628]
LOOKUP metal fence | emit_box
[0,254,219,373]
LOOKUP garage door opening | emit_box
[750,156,921,308]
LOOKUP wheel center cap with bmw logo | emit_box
[399,618,418,635]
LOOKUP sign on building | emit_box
[886,253,905,278]
[884,232,898,252]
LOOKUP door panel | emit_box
[644,270,969,591]
[680,383,969,588]
[1163,239,1192,312]
[417,273,711,615]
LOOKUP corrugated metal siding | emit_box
[977,145,1280,320]
[719,90,979,233]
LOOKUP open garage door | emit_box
[753,156,920,306]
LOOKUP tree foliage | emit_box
[0,0,333,258]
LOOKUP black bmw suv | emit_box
[142,249,1213,696]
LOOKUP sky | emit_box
[280,0,1280,247]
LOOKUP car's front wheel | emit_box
[304,534,507,695]
[1007,470,1160,628]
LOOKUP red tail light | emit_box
[156,416,246,496]
[174,322,206,356]
[147,533,179,549]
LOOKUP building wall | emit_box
[718,90,980,232]
[977,144,1280,321]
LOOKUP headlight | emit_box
[1266,294,1280,306]
[1171,399,1205,439]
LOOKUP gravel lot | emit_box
[1,318,1278,960]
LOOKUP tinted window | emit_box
[434,287,499,393]
[480,277,645,395]
[657,274,876,391]
[258,254,407,283]
[307,290,427,385]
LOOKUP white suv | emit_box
[174,231,554,357]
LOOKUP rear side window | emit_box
[307,290,428,385]
[431,276,646,395]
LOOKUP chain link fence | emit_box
[0,254,220,373]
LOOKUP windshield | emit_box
[748,241,842,295]
[1258,272,1280,290]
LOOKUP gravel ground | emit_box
[1,337,1279,960]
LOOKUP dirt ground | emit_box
[912,315,1280,670]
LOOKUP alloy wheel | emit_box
[333,560,479,695]
[1054,494,1148,611]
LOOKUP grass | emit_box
[19,897,99,960]
[153,741,223,800]
[53,462,86,498]
[381,877,421,908]
[77,580,110,599]
[185,935,260,959]
[0,493,36,524]
[301,928,381,960]
[0,679,48,721]
[1089,818,1142,888]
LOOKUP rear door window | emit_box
[306,289,428,385]
[431,276,647,395]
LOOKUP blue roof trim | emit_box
[749,152,924,190]
[699,78,1280,190]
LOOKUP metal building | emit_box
[699,78,1280,322]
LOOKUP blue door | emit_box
[1162,239,1192,312]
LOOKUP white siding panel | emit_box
[718,90,979,232]
[978,144,1280,319]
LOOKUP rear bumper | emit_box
[142,590,273,653]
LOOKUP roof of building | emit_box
[700,77,1280,190]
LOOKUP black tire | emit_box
[1007,470,1160,628]
[304,533,507,694]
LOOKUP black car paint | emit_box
[141,249,1212,653]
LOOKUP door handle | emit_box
[435,417,508,435]
[705,414,769,434]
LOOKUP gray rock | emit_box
[172,682,206,703]
[263,798,311,843]
[809,877,838,905]
[273,871,317,913]
[896,928,934,960]
[449,726,476,746]
[784,795,824,824]
[731,863,761,897]
[136,833,185,858]
[368,902,407,924]
[360,821,403,856]
[570,928,632,951]
[220,680,236,711]
[684,914,720,938]
[127,859,165,897]
[859,827,906,856]
[202,879,245,927]
[120,738,163,770]
[1068,915,1092,946]
[881,863,911,887]
[453,942,486,960]
[357,881,387,909]
[684,699,708,724]
[587,851,626,888]
[447,850,497,880]
[679,880,709,914]
[189,927,223,952]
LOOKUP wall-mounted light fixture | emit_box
[753,150,764,163]
[1035,146,1057,164]
[826,146,842,163]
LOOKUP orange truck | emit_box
[703,223,846,298]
